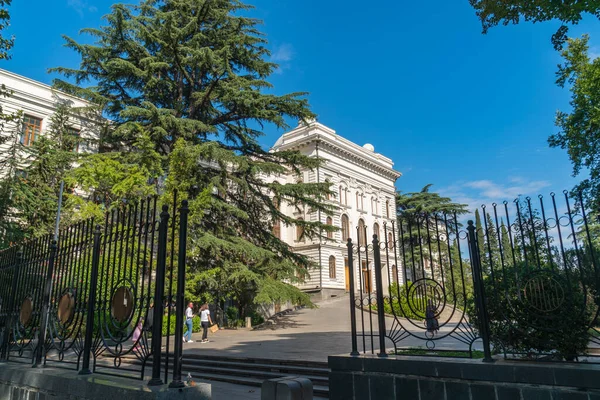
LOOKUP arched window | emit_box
[358,219,366,246]
[392,265,398,284]
[341,214,350,241]
[296,218,304,241]
[373,223,380,240]
[388,232,394,249]
[344,189,348,205]
[329,256,336,279]
[386,200,390,218]
[326,217,333,239]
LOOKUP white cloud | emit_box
[439,178,552,214]
[270,44,294,74]
[67,0,98,17]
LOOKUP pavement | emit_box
[179,294,476,399]
[182,294,477,362]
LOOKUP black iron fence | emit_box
[0,195,190,387]
[348,191,600,363]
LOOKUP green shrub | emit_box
[162,315,200,336]
[249,310,265,326]
[468,262,592,360]
[225,306,239,327]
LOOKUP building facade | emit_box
[0,69,99,175]
[269,120,402,296]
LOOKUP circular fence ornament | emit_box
[406,279,444,319]
[111,286,134,323]
[58,292,75,325]
[522,272,566,313]
[20,297,32,326]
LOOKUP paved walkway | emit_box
[182,295,476,362]
[183,295,353,362]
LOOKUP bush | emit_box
[249,310,265,326]
[375,282,423,321]
[162,315,200,336]
[225,306,239,327]
[468,262,592,360]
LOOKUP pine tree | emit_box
[52,0,334,308]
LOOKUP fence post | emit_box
[170,200,189,389]
[372,235,387,358]
[35,239,57,367]
[1,250,22,360]
[148,206,170,386]
[79,226,102,375]
[467,220,494,363]
[347,239,359,356]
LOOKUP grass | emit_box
[393,348,485,359]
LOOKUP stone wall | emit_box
[329,354,600,400]
[0,362,211,400]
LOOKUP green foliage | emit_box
[469,0,597,49]
[162,315,201,336]
[249,310,265,326]
[476,262,592,360]
[549,35,600,210]
[379,283,421,320]
[396,184,468,281]
[0,0,12,61]
[225,306,239,327]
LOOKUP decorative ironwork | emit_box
[0,194,190,385]
[347,190,600,363]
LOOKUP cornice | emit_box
[282,137,401,182]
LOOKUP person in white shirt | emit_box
[200,303,213,343]
[184,302,194,343]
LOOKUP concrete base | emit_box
[261,376,313,400]
[329,354,600,400]
[0,362,211,400]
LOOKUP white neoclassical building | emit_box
[269,120,402,297]
[0,68,100,175]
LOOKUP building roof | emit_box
[271,120,402,182]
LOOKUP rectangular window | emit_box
[20,115,42,146]
[68,128,80,152]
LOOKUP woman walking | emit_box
[200,303,213,343]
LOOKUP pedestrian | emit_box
[184,302,194,343]
[132,319,143,349]
[200,303,213,343]
[425,300,439,337]
[144,301,154,333]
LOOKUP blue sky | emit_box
[5,0,600,211]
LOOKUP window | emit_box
[358,219,366,246]
[21,115,42,146]
[326,180,332,200]
[386,200,390,219]
[67,128,80,152]
[339,186,343,204]
[388,232,394,249]
[361,194,364,210]
[341,214,350,241]
[392,265,398,284]
[329,256,336,279]
[326,217,333,239]
[296,218,304,241]
[344,189,348,205]
[373,223,380,240]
